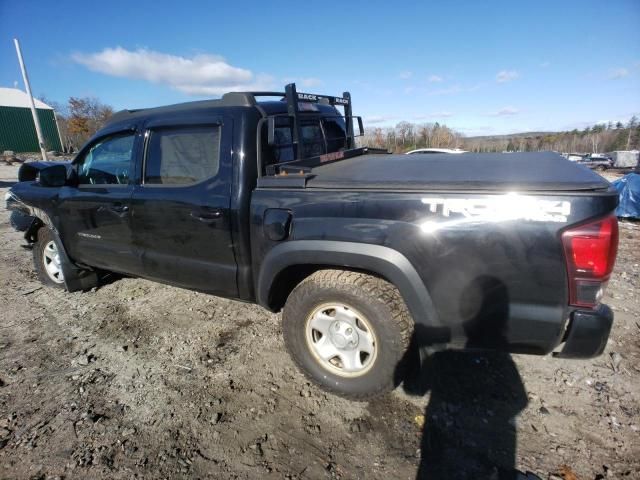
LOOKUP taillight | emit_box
[562,214,618,307]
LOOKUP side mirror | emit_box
[267,117,276,146]
[38,164,68,187]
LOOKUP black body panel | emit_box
[249,187,618,354]
[58,184,139,274]
[128,112,238,296]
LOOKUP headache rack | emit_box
[240,83,385,182]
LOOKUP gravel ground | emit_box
[0,164,638,479]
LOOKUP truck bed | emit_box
[306,152,609,192]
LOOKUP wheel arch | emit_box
[257,240,440,327]
[28,217,98,292]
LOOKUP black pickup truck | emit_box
[5,84,619,399]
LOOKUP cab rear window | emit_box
[267,115,348,165]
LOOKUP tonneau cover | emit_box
[307,152,610,191]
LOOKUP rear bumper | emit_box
[554,304,613,359]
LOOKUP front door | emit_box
[58,130,141,274]
[130,118,237,297]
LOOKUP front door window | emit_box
[76,133,135,185]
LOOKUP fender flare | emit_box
[257,240,440,327]
[23,207,55,243]
[25,216,98,292]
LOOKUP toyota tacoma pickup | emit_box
[5,84,619,399]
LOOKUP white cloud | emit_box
[427,74,443,83]
[414,111,454,120]
[539,61,550,68]
[428,83,482,96]
[608,68,629,79]
[429,85,462,96]
[283,77,323,88]
[366,115,396,124]
[496,70,519,83]
[399,70,413,80]
[299,77,323,88]
[72,47,274,95]
[489,106,520,116]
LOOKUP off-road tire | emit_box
[33,227,67,289]
[282,269,413,400]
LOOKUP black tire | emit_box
[595,165,606,172]
[282,269,413,400]
[33,227,67,289]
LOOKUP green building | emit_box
[0,87,63,153]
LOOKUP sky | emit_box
[1,0,639,136]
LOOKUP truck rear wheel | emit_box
[282,269,413,400]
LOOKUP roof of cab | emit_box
[106,93,339,127]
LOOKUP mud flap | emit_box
[54,235,99,292]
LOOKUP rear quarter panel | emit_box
[251,187,618,354]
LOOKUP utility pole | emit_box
[14,38,48,161]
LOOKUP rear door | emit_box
[130,116,237,296]
[58,130,141,274]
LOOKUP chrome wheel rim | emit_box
[43,240,64,284]
[305,303,377,377]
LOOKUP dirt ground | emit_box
[0,164,638,480]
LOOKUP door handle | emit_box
[190,208,222,223]
[109,203,129,213]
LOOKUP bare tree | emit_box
[37,96,114,152]
[627,116,638,150]
[395,121,412,148]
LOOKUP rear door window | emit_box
[144,125,220,185]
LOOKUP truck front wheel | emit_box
[282,269,413,400]
[33,227,67,288]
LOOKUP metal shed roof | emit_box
[0,87,53,110]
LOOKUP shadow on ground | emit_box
[395,276,536,479]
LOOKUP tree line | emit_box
[361,117,640,154]
[40,95,640,156]
[362,121,463,152]
[467,117,640,154]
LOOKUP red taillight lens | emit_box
[562,214,618,307]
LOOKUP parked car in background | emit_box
[577,155,614,171]
[405,148,467,154]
